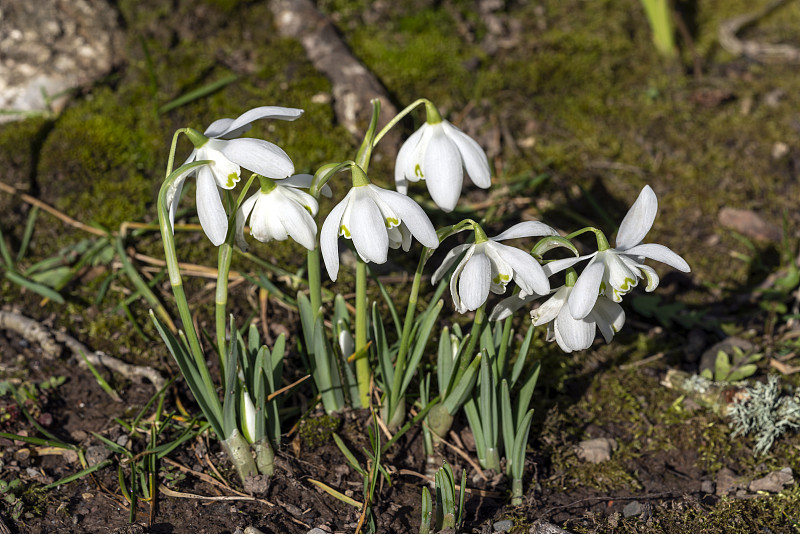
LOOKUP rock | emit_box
[575,437,617,464]
[699,337,756,376]
[622,500,642,518]
[493,519,514,532]
[716,467,741,496]
[529,520,573,534]
[307,529,328,534]
[85,445,111,467]
[0,0,122,123]
[749,467,794,493]
[718,207,782,243]
[701,480,715,494]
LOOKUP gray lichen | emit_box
[728,375,800,456]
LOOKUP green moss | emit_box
[298,413,342,449]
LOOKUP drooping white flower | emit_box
[235,174,330,252]
[168,106,303,246]
[320,183,439,281]
[545,185,691,320]
[395,119,491,212]
[432,222,556,314]
[531,266,626,353]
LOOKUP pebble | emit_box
[716,467,740,496]
[493,519,514,532]
[307,529,328,534]
[622,500,642,518]
[749,467,794,493]
[575,437,617,464]
[701,480,715,494]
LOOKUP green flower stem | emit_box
[164,128,192,178]
[215,240,234,378]
[387,251,428,422]
[307,247,323,317]
[355,258,370,407]
[215,176,257,380]
[356,100,381,173]
[372,98,430,146]
[564,226,610,251]
[156,161,223,433]
[462,303,486,372]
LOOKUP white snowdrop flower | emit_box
[320,176,439,281]
[395,106,491,212]
[432,221,556,314]
[545,185,691,321]
[531,265,626,353]
[235,174,330,252]
[168,106,303,246]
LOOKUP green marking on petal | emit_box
[492,273,511,284]
[339,224,351,238]
[226,172,238,188]
[599,281,607,293]
[414,164,424,178]
[385,217,399,228]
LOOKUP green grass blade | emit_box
[44,459,113,489]
[158,74,238,114]
[5,270,65,304]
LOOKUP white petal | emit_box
[196,169,227,246]
[542,255,592,277]
[250,194,289,243]
[166,154,199,231]
[206,106,304,139]
[637,263,660,291]
[489,293,538,321]
[423,125,463,212]
[555,307,595,352]
[235,194,258,250]
[623,243,690,272]
[592,298,625,343]
[432,243,472,285]
[492,221,559,241]
[395,126,426,186]
[442,121,491,188]
[616,185,657,250]
[532,286,569,326]
[458,252,491,311]
[489,242,550,296]
[281,173,332,198]
[602,251,639,300]
[485,243,513,294]
[279,185,319,217]
[371,186,438,248]
[568,261,605,320]
[350,190,388,264]
[320,196,350,281]
[199,143,241,189]
[220,138,295,178]
[278,195,318,250]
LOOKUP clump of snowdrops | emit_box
[154,98,690,495]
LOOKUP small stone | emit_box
[749,467,794,493]
[529,520,572,534]
[718,208,782,243]
[701,480,715,494]
[493,519,514,532]
[14,448,30,461]
[575,438,616,464]
[716,467,741,496]
[244,527,266,534]
[85,445,111,467]
[772,142,789,160]
[307,529,327,534]
[622,500,642,518]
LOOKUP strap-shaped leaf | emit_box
[511,409,534,480]
[500,379,514,477]
[464,398,486,465]
[515,361,540,429]
[510,324,535,387]
[402,300,443,396]
[442,353,481,415]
